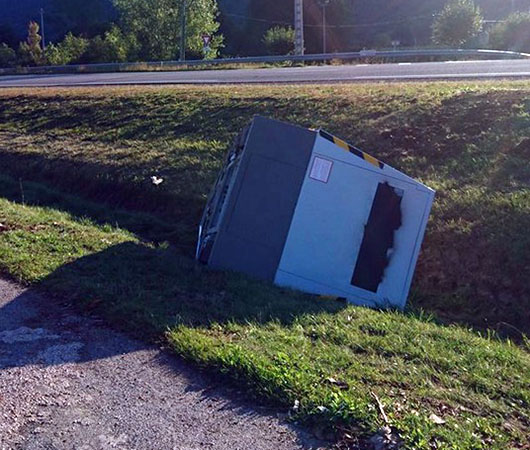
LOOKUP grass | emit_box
[1,60,302,76]
[0,193,528,448]
[1,82,529,335]
[0,82,529,447]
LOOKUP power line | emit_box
[306,16,434,28]
[223,12,291,26]
[222,12,434,29]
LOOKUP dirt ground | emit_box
[0,278,326,450]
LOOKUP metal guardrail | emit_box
[1,48,529,75]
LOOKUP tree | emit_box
[112,0,221,60]
[83,26,140,63]
[45,33,89,65]
[0,43,16,67]
[432,0,483,47]
[263,27,295,55]
[103,26,139,61]
[489,13,530,53]
[18,21,46,66]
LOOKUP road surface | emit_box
[0,278,325,449]
[1,59,530,87]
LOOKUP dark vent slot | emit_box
[198,235,215,264]
[351,182,403,293]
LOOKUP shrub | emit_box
[82,36,107,63]
[74,26,139,64]
[44,43,66,66]
[0,43,16,67]
[45,33,89,65]
[263,26,295,56]
[101,26,139,62]
[489,13,530,53]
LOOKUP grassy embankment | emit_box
[0,83,528,448]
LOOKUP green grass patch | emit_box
[0,82,529,336]
[0,82,529,447]
[0,194,528,448]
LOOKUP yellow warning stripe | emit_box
[363,153,380,168]
[332,136,350,152]
[320,130,384,170]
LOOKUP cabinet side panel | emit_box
[209,117,316,281]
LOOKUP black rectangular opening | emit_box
[351,182,403,293]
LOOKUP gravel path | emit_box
[0,278,326,450]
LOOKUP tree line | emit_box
[1,0,530,67]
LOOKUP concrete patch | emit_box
[37,342,84,365]
[0,327,60,344]
[0,277,321,449]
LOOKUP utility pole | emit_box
[322,4,326,53]
[40,8,46,50]
[294,0,304,55]
[318,0,331,54]
[180,0,186,61]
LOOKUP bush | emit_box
[489,13,530,53]
[82,36,107,63]
[46,26,140,65]
[263,26,295,56]
[97,26,139,62]
[432,0,483,47]
[44,43,66,66]
[45,33,88,65]
[0,43,16,67]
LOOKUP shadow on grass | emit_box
[1,167,528,341]
[0,94,305,142]
[39,242,347,338]
[0,166,201,254]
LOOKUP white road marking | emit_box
[346,72,530,80]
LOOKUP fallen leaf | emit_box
[429,413,446,424]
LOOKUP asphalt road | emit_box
[1,59,530,87]
[0,278,325,449]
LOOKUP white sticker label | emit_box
[309,157,333,183]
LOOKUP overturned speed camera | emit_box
[196,117,435,310]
